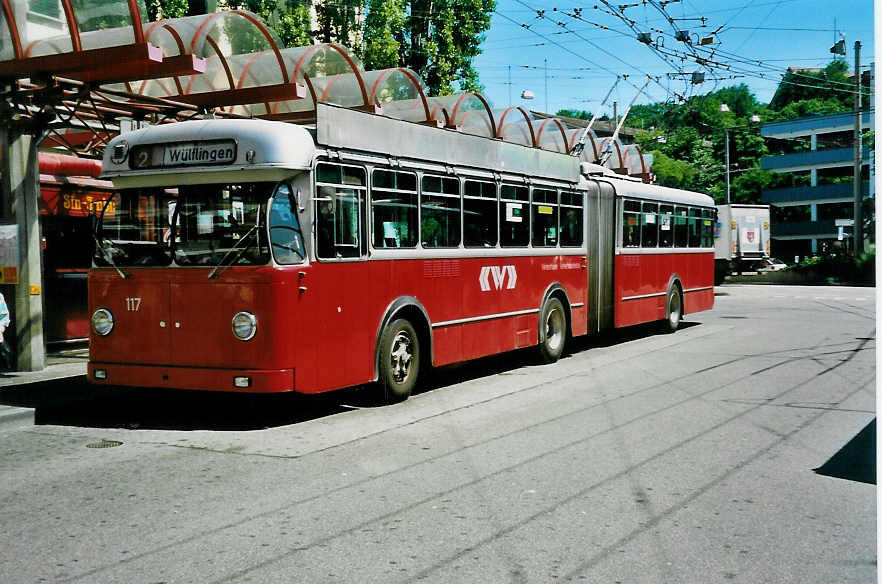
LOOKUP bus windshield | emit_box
[95,183,273,268]
[94,189,175,267]
[172,183,271,267]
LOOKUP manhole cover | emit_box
[86,439,123,449]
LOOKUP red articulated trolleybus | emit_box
[88,103,715,402]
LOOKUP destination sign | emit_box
[130,140,237,169]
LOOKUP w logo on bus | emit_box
[479,265,517,291]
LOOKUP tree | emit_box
[361,0,497,95]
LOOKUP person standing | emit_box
[0,292,11,370]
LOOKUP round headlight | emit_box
[91,308,114,336]
[232,311,257,341]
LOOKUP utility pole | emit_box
[544,58,548,113]
[508,65,512,107]
[725,128,731,205]
[853,40,862,255]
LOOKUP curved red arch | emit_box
[190,10,288,84]
[496,106,536,146]
[448,93,496,138]
[622,144,646,175]
[368,68,432,123]
[59,0,82,52]
[0,0,22,59]
[534,118,569,153]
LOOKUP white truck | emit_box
[714,204,771,284]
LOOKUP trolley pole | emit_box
[852,40,863,255]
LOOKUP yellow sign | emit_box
[29,284,41,295]
[538,206,553,215]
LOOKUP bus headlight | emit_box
[91,308,114,336]
[232,311,257,341]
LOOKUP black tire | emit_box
[377,318,420,403]
[664,285,682,333]
[538,297,567,364]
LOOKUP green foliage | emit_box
[770,60,869,111]
[362,0,407,69]
[647,150,697,190]
[786,248,875,285]
[402,0,495,95]
[220,0,313,49]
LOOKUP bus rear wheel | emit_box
[378,318,420,403]
[664,285,682,333]
[538,297,567,364]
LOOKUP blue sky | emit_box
[472,0,875,115]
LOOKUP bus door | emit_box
[300,163,372,391]
[586,181,615,333]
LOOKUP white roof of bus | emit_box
[102,119,315,178]
[600,177,715,208]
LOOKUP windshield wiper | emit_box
[207,224,260,279]
[92,230,128,280]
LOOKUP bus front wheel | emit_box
[538,297,567,364]
[378,318,420,403]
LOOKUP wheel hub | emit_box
[390,332,413,382]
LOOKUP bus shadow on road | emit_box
[0,321,701,431]
[0,377,351,431]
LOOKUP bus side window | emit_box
[269,183,305,264]
[500,184,529,247]
[641,201,658,248]
[421,175,460,248]
[658,204,674,247]
[701,208,714,247]
[315,163,365,259]
[687,206,702,247]
[622,199,640,247]
[673,205,688,248]
[464,179,497,247]
[559,191,583,247]
[531,188,558,247]
[372,169,417,249]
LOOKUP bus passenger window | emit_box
[559,191,583,247]
[464,180,497,247]
[701,208,714,247]
[371,169,417,249]
[500,184,529,247]
[421,175,460,248]
[658,205,674,247]
[622,200,640,248]
[315,163,365,259]
[531,188,558,247]
[641,202,658,248]
[269,183,305,264]
[687,207,702,247]
[673,206,688,248]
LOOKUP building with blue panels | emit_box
[760,108,874,261]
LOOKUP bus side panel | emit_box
[614,251,714,328]
[427,255,587,367]
[682,252,715,314]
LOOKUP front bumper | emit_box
[88,362,295,393]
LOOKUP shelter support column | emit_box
[0,123,46,371]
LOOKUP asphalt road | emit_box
[0,284,875,583]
